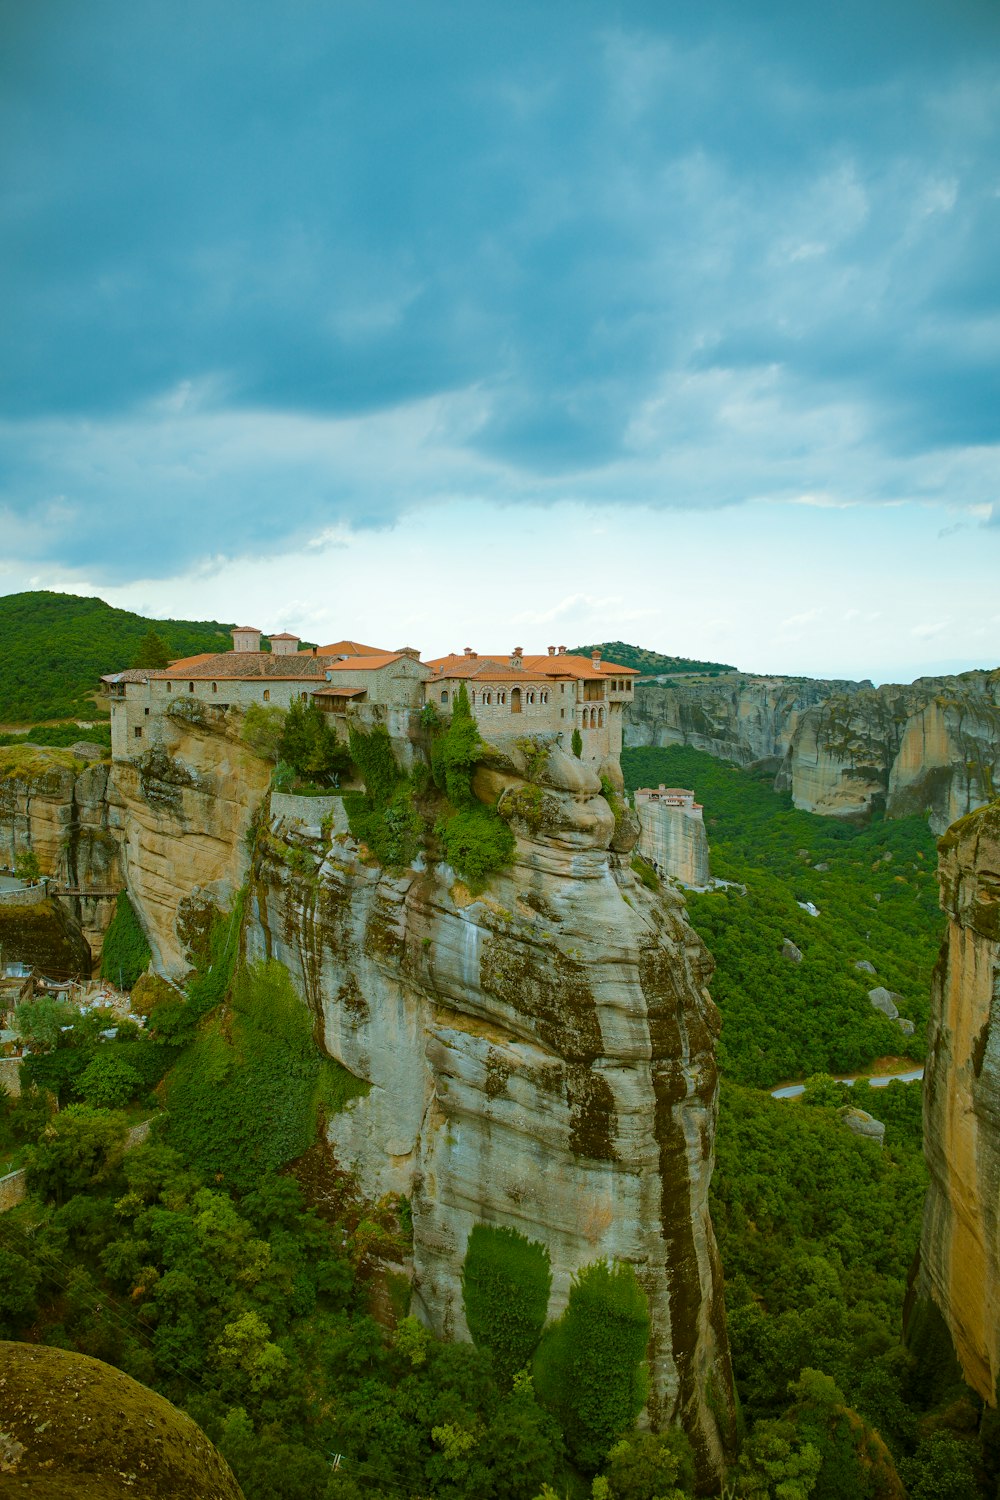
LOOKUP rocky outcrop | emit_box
[107,701,271,976]
[636,799,710,887]
[916,799,1000,1403]
[787,674,1000,833]
[245,740,736,1485]
[625,675,869,766]
[624,669,1000,836]
[0,746,122,965]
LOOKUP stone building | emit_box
[424,645,637,766]
[634,785,710,887]
[102,631,637,770]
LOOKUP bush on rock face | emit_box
[76,1051,144,1109]
[462,1225,552,1389]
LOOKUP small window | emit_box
[263,689,270,702]
[498,690,506,705]
[166,681,172,692]
[470,690,476,705]
[134,726,142,739]
[560,708,565,718]
[188,682,194,693]
[212,682,218,694]
[441,690,449,703]
[144,707,150,716]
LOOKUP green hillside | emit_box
[0,591,235,724]
[570,640,736,676]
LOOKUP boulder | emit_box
[895,1017,916,1037]
[855,959,877,974]
[841,1108,886,1145]
[781,938,803,964]
[868,986,902,1020]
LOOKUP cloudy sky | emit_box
[2,0,998,682]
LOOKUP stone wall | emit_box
[0,1169,26,1212]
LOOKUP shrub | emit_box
[242,703,286,762]
[462,1225,552,1389]
[437,806,515,888]
[101,891,152,989]
[76,1051,145,1109]
[572,727,583,759]
[280,699,351,785]
[431,683,480,807]
[534,1260,650,1471]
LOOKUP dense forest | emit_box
[0,590,234,724]
[570,642,736,677]
[621,746,940,1088]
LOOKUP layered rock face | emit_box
[626,675,868,766]
[0,747,122,965]
[917,799,1000,1403]
[636,800,710,887]
[246,742,736,1485]
[108,701,270,976]
[788,674,1000,832]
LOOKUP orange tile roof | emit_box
[268,632,300,641]
[324,652,410,672]
[166,652,219,669]
[314,639,387,656]
[426,650,634,683]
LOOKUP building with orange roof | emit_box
[101,628,635,770]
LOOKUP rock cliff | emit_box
[624,670,1000,836]
[107,700,271,976]
[787,674,1000,832]
[245,740,736,1485]
[916,798,1000,1404]
[625,675,869,767]
[0,745,122,967]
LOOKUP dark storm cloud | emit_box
[1,0,998,576]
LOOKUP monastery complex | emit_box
[102,628,637,770]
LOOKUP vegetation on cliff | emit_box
[570,640,736,676]
[101,890,153,990]
[0,589,234,724]
[622,746,939,1087]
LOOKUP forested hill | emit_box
[570,640,737,676]
[0,591,234,724]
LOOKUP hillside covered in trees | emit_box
[0,591,235,724]
[570,640,736,676]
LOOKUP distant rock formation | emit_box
[0,1341,244,1498]
[916,798,1000,1402]
[624,670,1000,835]
[634,786,710,886]
[787,674,1000,833]
[625,674,869,767]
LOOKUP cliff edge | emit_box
[916,798,1000,1402]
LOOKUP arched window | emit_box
[188,682,194,693]
[511,687,522,713]
[470,690,476,705]
[598,707,604,727]
[441,689,449,703]
[212,682,217,693]
[263,689,270,702]
[497,690,506,705]
[484,691,492,705]
[166,681,172,692]
[540,690,548,704]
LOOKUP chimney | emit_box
[231,626,262,653]
[557,645,566,654]
[510,646,524,669]
[591,649,602,669]
[464,647,473,657]
[547,645,556,656]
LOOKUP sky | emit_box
[1,0,998,683]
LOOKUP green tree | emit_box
[13,995,78,1051]
[733,1418,822,1498]
[76,1051,144,1109]
[534,1260,650,1471]
[132,629,171,669]
[431,682,481,807]
[572,727,583,759]
[24,1104,128,1205]
[241,703,286,762]
[600,1429,696,1498]
[462,1224,552,1388]
[13,848,41,883]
